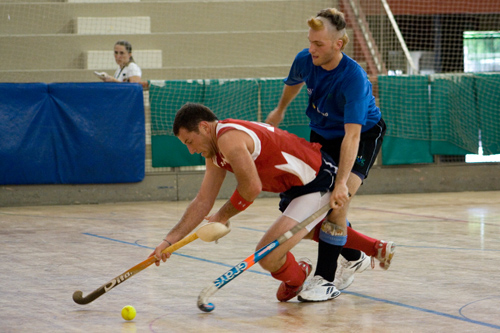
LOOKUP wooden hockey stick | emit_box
[72,221,231,305]
[72,233,199,305]
[197,203,331,312]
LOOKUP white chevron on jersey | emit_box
[216,122,261,160]
[275,152,317,185]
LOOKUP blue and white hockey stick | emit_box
[197,203,330,312]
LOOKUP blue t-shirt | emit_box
[284,48,381,139]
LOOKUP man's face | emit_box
[177,124,215,158]
[308,28,337,70]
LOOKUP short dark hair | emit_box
[173,103,218,135]
[315,8,346,31]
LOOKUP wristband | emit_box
[163,238,172,247]
[230,189,253,211]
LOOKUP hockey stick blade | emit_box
[197,203,330,312]
[73,232,199,305]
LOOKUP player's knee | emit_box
[322,219,346,235]
[259,256,281,272]
[258,256,273,272]
[319,219,347,246]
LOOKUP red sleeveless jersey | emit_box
[213,119,323,193]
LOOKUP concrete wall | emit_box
[1,163,499,207]
[0,0,339,82]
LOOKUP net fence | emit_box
[3,0,498,80]
[149,78,309,136]
[1,0,499,167]
[0,0,332,83]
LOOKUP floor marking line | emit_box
[344,291,500,330]
[83,232,500,330]
[82,232,268,276]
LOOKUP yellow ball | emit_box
[121,305,136,321]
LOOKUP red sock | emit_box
[312,219,324,242]
[270,252,305,287]
[345,227,378,256]
[312,221,378,257]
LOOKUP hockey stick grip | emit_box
[197,203,330,312]
[72,232,199,305]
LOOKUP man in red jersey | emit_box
[150,102,387,302]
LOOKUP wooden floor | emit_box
[1,191,500,332]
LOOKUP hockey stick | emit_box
[72,233,199,305]
[197,203,331,312]
[73,222,231,305]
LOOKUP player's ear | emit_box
[198,121,205,134]
[335,38,343,50]
[199,121,210,135]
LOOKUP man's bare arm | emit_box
[265,83,305,127]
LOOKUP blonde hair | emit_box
[307,8,349,51]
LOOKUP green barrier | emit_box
[150,80,205,167]
[430,74,478,155]
[379,75,433,165]
[476,74,500,155]
[151,135,203,168]
[382,137,433,165]
[150,79,260,167]
[150,80,205,136]
[151,74,497,168]
[259,78,310,139]
[280,125,311,141]
[203,79,260,121]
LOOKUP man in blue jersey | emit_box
[266,8,395,301]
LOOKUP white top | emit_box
[113,62,142,82]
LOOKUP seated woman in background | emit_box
[96,40,142,83]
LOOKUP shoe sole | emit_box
[379,242,396,270]
[297,290,341,302]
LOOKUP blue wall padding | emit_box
[0,83,145,185]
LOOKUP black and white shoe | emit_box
[297,276,341,302]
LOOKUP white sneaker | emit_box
[334,252,371,290]
[374,240,396,270]
[297,276,341,302]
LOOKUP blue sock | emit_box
[319,230,347,246]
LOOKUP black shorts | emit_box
[310,118,386,180]
[278,151,337,213]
